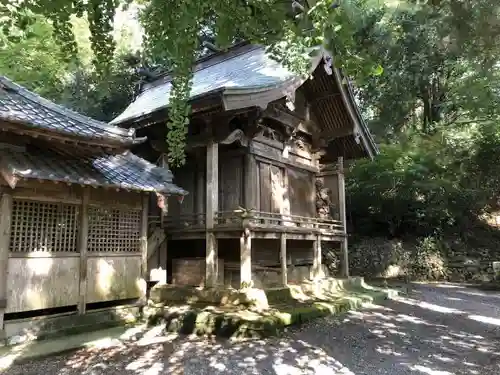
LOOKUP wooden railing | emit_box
[163,213,206,230]
[215,210,344,233]
[157,211,344,234]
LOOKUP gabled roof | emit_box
[0,76,146,148]
[0,147,187,195]
[110,43,378,159]
[110,44,294,125]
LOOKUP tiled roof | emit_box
[0,76,145,146]
[110,45,294,124]
[1,147,187,195]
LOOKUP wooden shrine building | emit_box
[0,76,186,343]
[111,43,378,289]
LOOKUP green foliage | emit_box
[352,1,500,138]
[347,131,480,237]
[2,0,386,166]
[59,53,140,121]
[0,13,137,122]
[0,15,70,100]
[346,0,500,246]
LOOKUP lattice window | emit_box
[87,206,141,253]
[9,199,80,253]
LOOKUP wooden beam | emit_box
[77,188,90,315]
[205,141,219,287]
[311,92,342,103]
[263,105,303,128]
[318,127,354,143]
[262,105,313,136]
[240,231,252,287]
[280,233,287,286]
[0,192,13,340]
[337,157,349,277]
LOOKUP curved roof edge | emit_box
[110,44,378,159]
[0,76,146,147]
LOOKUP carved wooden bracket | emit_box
[219,129,249,147]
[0,166,18,189]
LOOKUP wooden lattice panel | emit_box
[9,199,80,253]
[87,206,141,253]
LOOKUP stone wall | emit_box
[348,236,499,282]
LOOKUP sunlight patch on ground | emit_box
[457,290,500,299]
[407,364,454,375]
[394,296,464,314]
[423,283,466,289]
[468,314,500,326]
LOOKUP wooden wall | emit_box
[219,152,244,212]
[1,181,147,317]
[253,137,317,217]
[165,135,318,220]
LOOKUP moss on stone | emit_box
[146,288,391,339]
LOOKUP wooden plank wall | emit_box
[168,158,197,217]
[288,167,315,217]
[1,181,147,316]
[253,138,317,217]
[219,152,244,212]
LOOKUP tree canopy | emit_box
[3,0,500,280]
[1,0,386,165]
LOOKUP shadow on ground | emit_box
[5,283,500,375]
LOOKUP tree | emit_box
[345,1,500,240]
[0,14,71,100]
[1,0,385,166]
[351,1,500,139]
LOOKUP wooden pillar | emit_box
[196,164,205,224]
[206,142,219,287]
[240,231,252,287]
[280,233,287,286]
[244,151,258,210]
[337,157,349,277]
[312,235,322,280]
[77,189,89,315]
[0,192,12,340]
[139,194,149,301]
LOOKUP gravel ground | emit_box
[3,283,500,375]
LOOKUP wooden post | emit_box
[77,189,89,315]
[206,141,219,287]
[140,194,149,299]
[337,157,349,277]
[196,162,205,224]
[0,193,12,341]
[240,231,252,288]
[244,151,258,210]
[312,235,322,280]
[280,233,287,286]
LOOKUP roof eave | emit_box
[331,65,378,160]
[1,117,147,149]
[110,89,226,127]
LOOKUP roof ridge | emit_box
[0,76,136,139]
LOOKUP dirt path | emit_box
[4,283,500,374]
